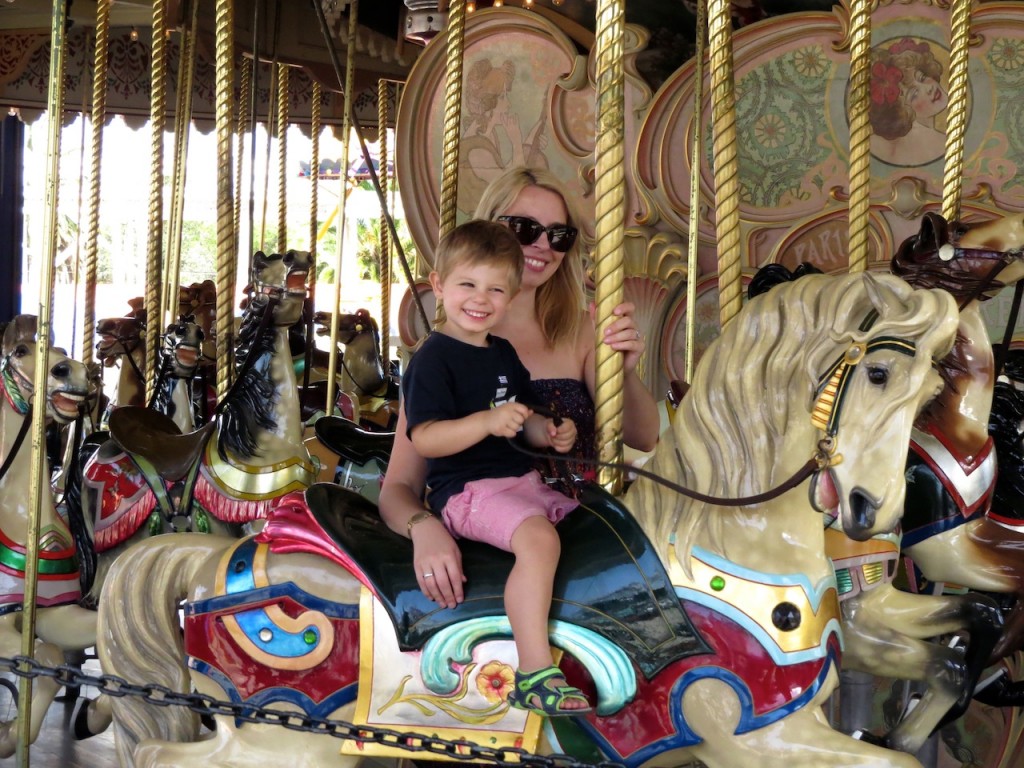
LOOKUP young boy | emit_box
[401,219,591,716]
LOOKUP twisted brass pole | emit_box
[685,0,707,384]
[942,0,972,223]
[215,0,236,399]
[165,0,200,328]
[707,0,741,327]
[593,0,626,494]
[236,56,252,265]
[18,2,68,762]
[846,0,872,274]
[325,0,360,417]
[378,78,391,355]
[82,0,110,366]
[439,0,466,238]
[277,63,289,251]
[145,0,169,404]
[310,81,321,262]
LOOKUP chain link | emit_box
[0,655,624,768]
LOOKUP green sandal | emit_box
[508,666,593,717]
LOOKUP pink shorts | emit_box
[442,471,579,551]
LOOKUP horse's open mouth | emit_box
[174,345,200,368]
[50,389,86,419]
[286,270,309,296]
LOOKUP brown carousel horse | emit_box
[891,211,1024,705]
[98,272,957,768]
[68,250,317,600]
[0,315,108,755]
[312,307,399,431]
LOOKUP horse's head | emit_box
[807,273,960,539]
[180,280,218,361]
[95,313,144,366]
[250,250,313,328]
[892,211,1024,302]
[160,315,204,379]
[314,308,379,346]
[1,315,91,424]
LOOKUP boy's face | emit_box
[430,261,516,344]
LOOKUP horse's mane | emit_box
[991,349,1024,518]
[217,297,278,458]
[626,271,951,569]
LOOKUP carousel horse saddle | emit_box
[303,482,709,679]
[313,415,394,466]
[109,406,216,481]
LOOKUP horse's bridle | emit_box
[0,351,31,416]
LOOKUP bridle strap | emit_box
[0,404,32,482]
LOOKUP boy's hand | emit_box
[486,402,533,438]
[547,417,577,453]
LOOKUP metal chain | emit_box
[0,655,624,768]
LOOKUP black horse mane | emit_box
[991,350,1024,519]
[217,296,278,459]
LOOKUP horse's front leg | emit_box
[0,614,65,758]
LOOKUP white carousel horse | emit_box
[70,250,317,600]
[0,315,106,756]
[147,315,206,434]
[748,261,1004,754]
[97,271,959,768]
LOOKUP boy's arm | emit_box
[411,402,534,458]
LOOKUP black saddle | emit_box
[313,415,394,467]
[304,482,709,679]
[109,406,215,481]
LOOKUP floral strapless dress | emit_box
[531,378,596,497]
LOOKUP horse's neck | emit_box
[0,406,60,540]
[117,345,146,407]
[252,329,306,462]
[928,304,994,452]
[165,378,195,433]
[341,333,384,394]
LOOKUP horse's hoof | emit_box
[852,729,888,747]
[973,669,1024,707]
[70,697,110,740]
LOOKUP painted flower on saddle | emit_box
[476,661,515,702]
[870,62,903,105]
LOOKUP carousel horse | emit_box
[891,211,1024,668]
[70,250,317,599]
[95,300,147,409]
[97,271,959,768]
[747,262,1004,753]
[313,307,399,431]
[147,315,205,433]
[0,315,109,756]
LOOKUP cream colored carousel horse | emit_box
[0,315,106,756]
[97,272,958,768]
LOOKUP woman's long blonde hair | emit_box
[474,167,586,348]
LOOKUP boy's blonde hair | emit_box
[432,221,524,327]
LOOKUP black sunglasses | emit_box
[497,215,578,253]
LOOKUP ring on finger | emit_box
[635,330,641,339]
[423,572,434,578]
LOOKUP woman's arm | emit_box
[583,302,661,452]
[379,407,466,608]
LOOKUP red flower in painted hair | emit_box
[870,62,903,105]
[889,37,930,56]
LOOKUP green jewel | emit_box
[710,575,726,591]
[304,629,317,645]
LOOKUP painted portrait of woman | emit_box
[868,37,951,166]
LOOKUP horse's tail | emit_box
[98,534,230,766]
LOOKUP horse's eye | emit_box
[13,344,28,357]
[866,365,889,385]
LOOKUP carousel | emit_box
[1,0,1024,766]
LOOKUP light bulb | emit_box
[130,27,139,42]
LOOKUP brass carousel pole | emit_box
[214,0,236,400]
[82,0,111,368]
[165,0,200,327]
[378,78,391,354]
[685,0,707,384]
[145,0,169,404]
[309,79,321,284]
[277,63,290,251]
[707,0,742,326]
[942,0,972,222]
[17,1,67,762]
[592,0,627,494]
[236,56,253,262]
[846,0,871,274]
[439,0,466,238]
[325,0,360,416]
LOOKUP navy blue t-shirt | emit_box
[402,332,537,513]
